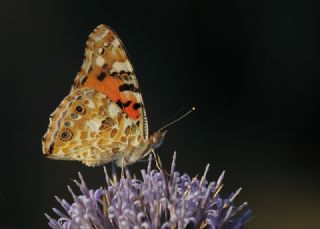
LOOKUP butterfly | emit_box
[42,24,166,167]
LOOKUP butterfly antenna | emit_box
[158,107,195,132]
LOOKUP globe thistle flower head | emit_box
[46,152,251,229]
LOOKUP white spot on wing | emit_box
[108,103,121,118]
[92,29,109,42]
[111,38,120,47]
[81,50,93,73]
[98,48,104,54]
[86,120,100,132]
[96,56,105,67]
[85,99,95,109]
[111,61,133,73]
[122,118,131,129]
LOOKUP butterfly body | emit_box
[42,25,165,166]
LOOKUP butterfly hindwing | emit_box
[72,24,148,139]
[42,88,146,166]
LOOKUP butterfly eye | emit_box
[75,105,86,114]
[60,130,73,141]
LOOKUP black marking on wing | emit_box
[123,101,132,107]
[119,83,138,92]
[133,103,141,110]
[97,72,106,81]
[48,143,54,154]
[110,71,132,77]
[81,76,88,85]
[116,100,122,108]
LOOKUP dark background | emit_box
[1,0,319,228]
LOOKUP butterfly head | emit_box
[148,130,167,150]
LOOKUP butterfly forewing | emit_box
[72,24,148,139]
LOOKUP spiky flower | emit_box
[46,153,251,229]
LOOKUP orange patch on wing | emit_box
[120,92,141,120]
[82,73,140,120]
[82,72,121,102]
[104,77,122,102]
[124,105,140,120]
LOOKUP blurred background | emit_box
[0,0,319,228]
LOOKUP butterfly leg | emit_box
[151,149,163,171]
[121,158,126,178]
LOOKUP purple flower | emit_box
[46,153,251,229]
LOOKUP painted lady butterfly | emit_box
[42,25,166,167]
